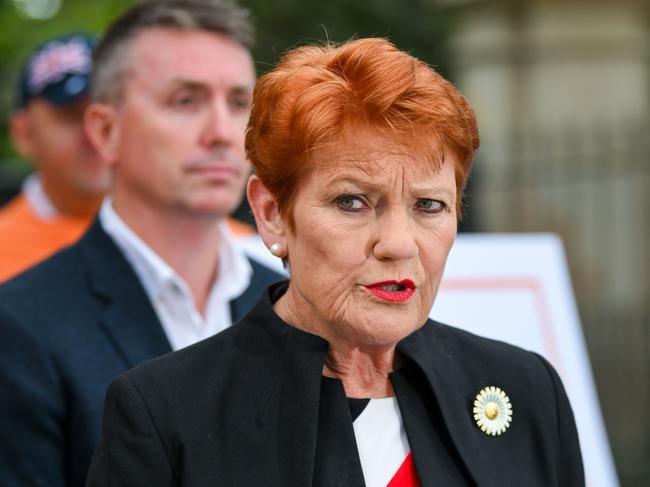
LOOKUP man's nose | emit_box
[372,207,419,261]
[200,98,234,147]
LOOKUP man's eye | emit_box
[336,195,366,211]
[230,95,251,111]
[171,92,199,108]
[416,199,444,213]
[174,96,194,106]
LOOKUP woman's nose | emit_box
[372,207,419,261]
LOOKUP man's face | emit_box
[12,98,110,198]
[110,28,255,218]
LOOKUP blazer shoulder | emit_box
[0,242,86,304]
[113,314,280,444]
[0,220,142,338]
[0,218,115,300]
[123,313,270,392]
[426,319,542,366]
[413,320,561,394]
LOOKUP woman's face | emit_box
[280,137,458,347]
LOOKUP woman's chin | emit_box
[338,313,427,348]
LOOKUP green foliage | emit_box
[243,0,450,76]
[0,0,136,169]
[0,0,450,170]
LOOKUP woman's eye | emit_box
[336,195,366,211]
[416,199,445,213]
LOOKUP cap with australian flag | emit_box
[17,33,97,108]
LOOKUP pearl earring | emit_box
[269,242,285,258]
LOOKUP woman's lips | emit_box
[364,279,416,302]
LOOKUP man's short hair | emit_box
[91,0,254,105]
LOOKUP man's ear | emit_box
[9,110,36,161]
[84,102,120,165]
[247,175,287,247]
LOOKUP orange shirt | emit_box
[0,193,257,283]
[225,216,256,238]
[0,194,93,283]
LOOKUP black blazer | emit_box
[87,284,584,487]
[0,220,282,487]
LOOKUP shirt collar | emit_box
[211,218,252,305]
[98,198,253,307]
[22,173,59,221]
[98,198,175,301]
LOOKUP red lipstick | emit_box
[365,279,416,302]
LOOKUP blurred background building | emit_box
[444,1,649,484]
[1,0,648,484]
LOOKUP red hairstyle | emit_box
[246,38,479,225]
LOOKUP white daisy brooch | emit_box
[473,386,513,436]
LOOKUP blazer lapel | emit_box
[276,329,328,486]
[397,321,506,487]
[79,220,172,368]
[312,378,366,487]
[252,294,329,487]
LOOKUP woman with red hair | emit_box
[89,38,584,486]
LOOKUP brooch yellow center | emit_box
[484,402,499,420]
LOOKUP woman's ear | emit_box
[84,102,120,165]
[247,175,286,247]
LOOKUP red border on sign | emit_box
[439,277,562,373]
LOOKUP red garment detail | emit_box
[386,452,421,487]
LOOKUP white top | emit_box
[352,397,412,487]
[22,173,58,221]
[99,198,252,351]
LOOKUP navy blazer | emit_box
[87,283,584,487]
[0,220,282,487]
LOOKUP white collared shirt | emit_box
[23,173,59,221]
[99,199,252,351]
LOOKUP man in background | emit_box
[0,33,110,282]
[0,1,281,486]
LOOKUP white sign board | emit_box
[433,234,618,487]
[240,232,618,486]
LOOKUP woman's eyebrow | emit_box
[324,176,380,191]
[327,175,454,197]
[410,184,455,197]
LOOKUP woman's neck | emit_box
[273,290,400,399]
[323,343,398,399]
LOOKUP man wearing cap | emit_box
[0,33,110,282]
[0,2,283,486]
